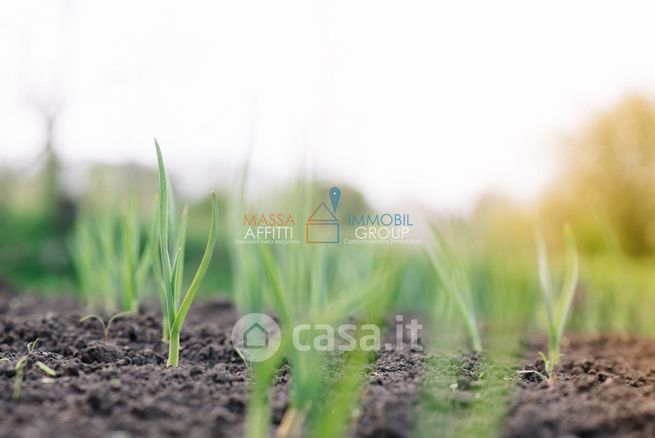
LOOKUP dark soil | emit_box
[505,335,655,438]
[355,319,426,437]
[0,289,255,438]
[0,289,425,438]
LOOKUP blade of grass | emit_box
[426,227,482,352]
[555,225,579,348]
[534,224,579,382]
[173,206,188,306]
[121,193,138,312]
[170,194,218,335]
[155,139,175,333]
[35,361,56,377]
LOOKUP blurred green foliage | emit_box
[68,195,151,312]
[0,149,74,292]
[542,95,655,256]
[2,94,655,436]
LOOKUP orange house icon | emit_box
[306,202,339,243]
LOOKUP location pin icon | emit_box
[329,187,341,213]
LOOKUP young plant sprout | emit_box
[247,238,401,437]
[69,214,114,310]
[532,225,579,384]
[426,228,482,352]
[13,338,57,400]
[79,311,134,339]
[155,140,218,367]
[120,194,153,312]
[69,194,151,313]
[148,197,176,342]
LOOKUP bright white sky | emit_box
[1,1,655,211]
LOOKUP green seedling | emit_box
[228,144,265,315]
[237,176,406,437]
[13,338,57,401]
[148,196,172,342]
[525,225,579,384]
[311,267,402,438]
[120,194,153,312]
[68,215,108,309]
[69,194,152,313]
[426,228,482,352]
[79,311,134,338]
[248,240,401,437]
[155,140,219,367]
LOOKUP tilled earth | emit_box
[6,288,655,437]
[0,289,425,438]
[505,335,655,438]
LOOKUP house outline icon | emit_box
[243,322,270,349]
[306,202,339,244]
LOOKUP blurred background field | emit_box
[4,3,655,435]
[3,3,655,333]
[3,93,655,339]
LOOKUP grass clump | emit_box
[154,140,219,367]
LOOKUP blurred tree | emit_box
[0,98,74,290]
[542,95,655,256]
